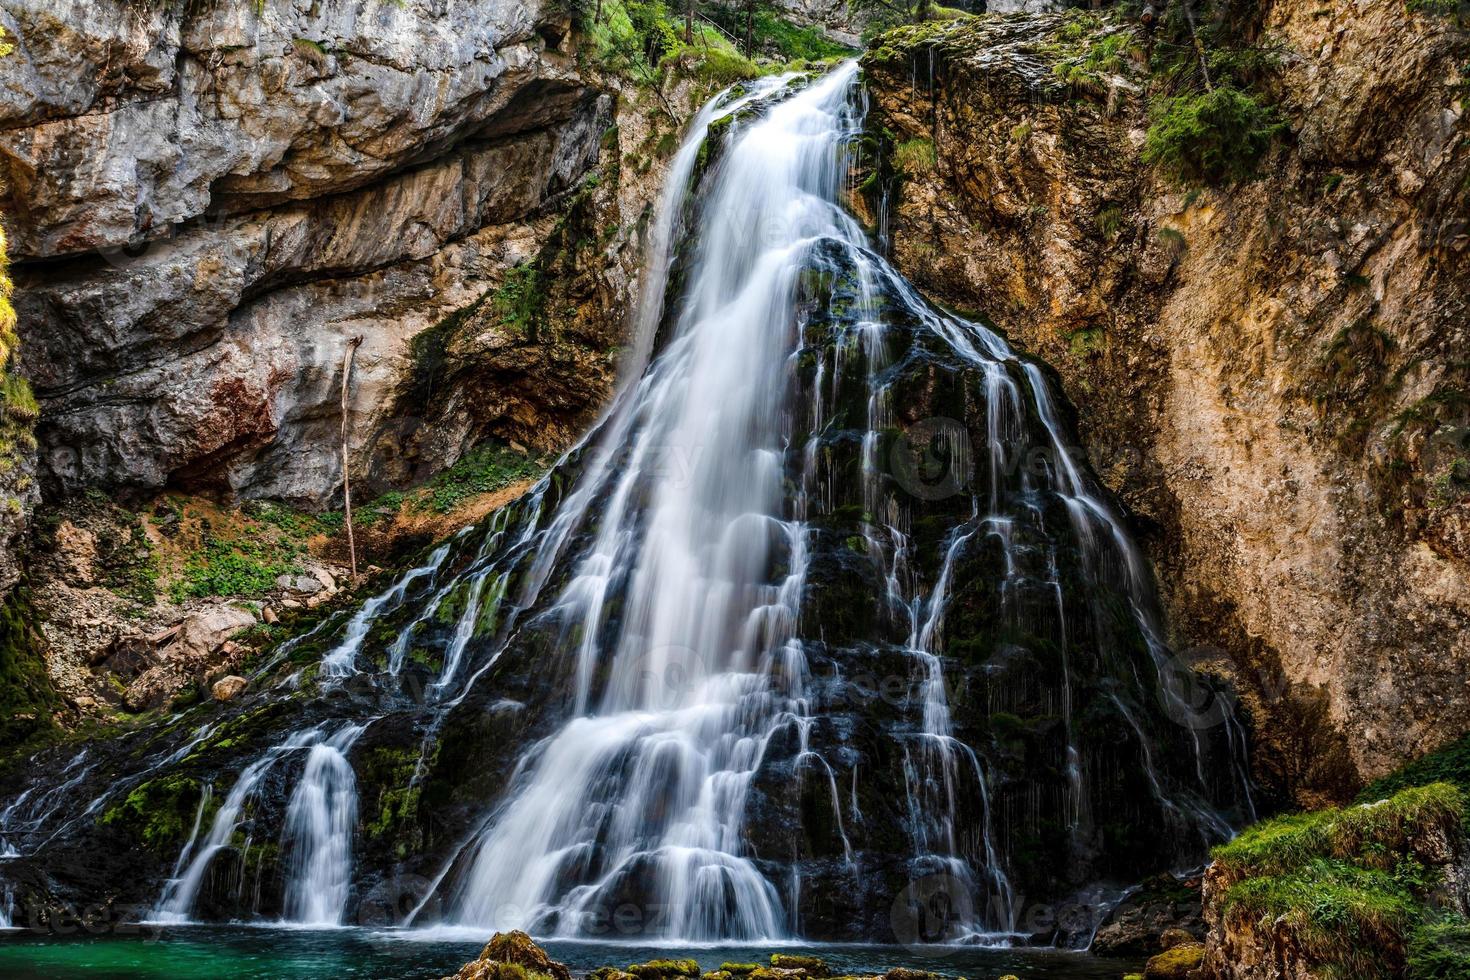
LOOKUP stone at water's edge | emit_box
[443,931,574,980]
[441,942,954,980]
[1142,942,1205,980]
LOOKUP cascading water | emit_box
[280,724,365,926]
[2,60,1252,946]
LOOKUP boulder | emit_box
[175,606,256,659]
[211,675,247,701]
[442,931,573,980]
[1144,942,1205,980]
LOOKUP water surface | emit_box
[0,928,1141,979]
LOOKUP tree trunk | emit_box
[340,336,364,581]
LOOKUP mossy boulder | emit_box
[769,956,827,977]
[1143,941,1204,979]
[719,966,758,975]
[457,931,571,980]
[626,960,700,980]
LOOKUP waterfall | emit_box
[114,57,1250,943]
[150,724,364,924]
[280,724,365,926]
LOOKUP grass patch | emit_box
[894,137,937,174]
[420,442,544,515]
[1360,734,1470,802]
[1143,85,1284,186]
[1214,784,1470,976]
[1214,782,1465,876]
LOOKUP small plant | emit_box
[894,137,937,174]
[1095,203,1125,240]
[170,536,296,601]
[493,263,545,340]
[1143,85,1285,186]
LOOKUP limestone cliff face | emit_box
[0,0,666,510]
[863,4,1470,799]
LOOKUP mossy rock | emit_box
[627,960,700,979]
[1143,942,1204,980]
[719,966,759,976]
[98,773,213,853]
[479,931,571,980]
[770,956,828,977]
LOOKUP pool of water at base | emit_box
[0,927,1143,979]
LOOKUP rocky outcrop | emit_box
[1199,783,1470,978]
[1,0,663,508]
[862,4,1470,797]
[442,931,573,980]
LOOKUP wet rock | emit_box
[627,961,700,979]
[210,675,247,701]
[1092,874,1204,956]
[451,931,573,980]
[1159,928,1197,950]
[1143,942,1205,979]
[770,957,826,977]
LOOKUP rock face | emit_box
[862,4,1470,798]
[1,0,654,508]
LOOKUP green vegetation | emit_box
[582,0,850,95]
[893,136,936,174]
[421,442,544,514]
[1361,732,1470,802]
[1048,26,1141,93]
[171,535,297,601]
[1214,783,1470,977]
[492,263,546,341]
[99,774,214,853]
[0,225,36,483]
[0,585,58,743]
[1142,85,1283,186]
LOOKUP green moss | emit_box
[1143,85,1285,186]
[626,960,700,979]
[1142,942,1204,977]
[0,585,57,744]
[1361,734,1470,801]
[421,442,543,514]
[1213,782,1465,876]
[769,955,826,975]
[100,774,214,853]
[719,966,758,975]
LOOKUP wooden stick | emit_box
[341,335,364,581]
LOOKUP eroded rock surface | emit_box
[2,0,664,508]
[863,3,1470,796]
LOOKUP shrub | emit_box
[493,263,545,340]
[1142,85,1283,186]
